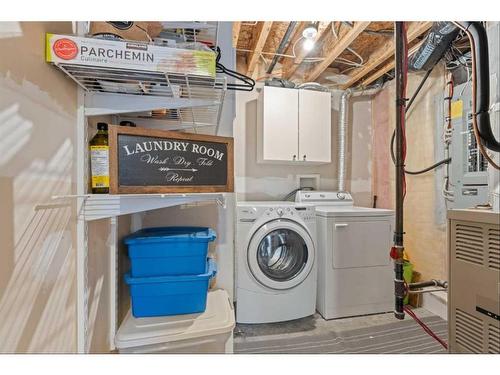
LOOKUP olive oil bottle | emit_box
[90,122,110,194]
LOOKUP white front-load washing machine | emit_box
[236,202,317,324]
[296,191,395,319]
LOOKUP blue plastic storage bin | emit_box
[125,258,217,318]
[124,226,216,277]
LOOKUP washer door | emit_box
[247,219,315,290]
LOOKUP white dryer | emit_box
[296,191,394,319]
[236,202,317,324]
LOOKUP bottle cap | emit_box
[97,122,108,130]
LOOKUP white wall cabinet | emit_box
[298,89,332,163]
[258,86,331,164]
[258,86,299,162]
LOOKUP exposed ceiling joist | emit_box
[281,21,331,79]
[360,39,425,87]
[232,22,242,47]
[303,21,371,82]
[247,21,273,77]
[281,22,307,53]
[340,21,432,89]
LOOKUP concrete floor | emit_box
[234,308,448,354]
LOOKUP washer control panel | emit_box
[238,204,315,223]
[263,206,316,222]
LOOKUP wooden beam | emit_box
[303,21,371,82]
[281,21,331,79]
[340,21,432,89]
[247,21,273,76]
[360,39,425,87]
[232,22,242,47]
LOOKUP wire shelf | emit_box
[49,192,226,221]
[55,63,226,129]
[158,22,218,46]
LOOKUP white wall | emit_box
[0,22,77,353]
[234,85,373,206]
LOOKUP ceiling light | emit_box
[303,38,315,51]
[302,23,318,40]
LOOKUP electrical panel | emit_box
[449,82,489,208]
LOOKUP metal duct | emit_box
[337,89,351,192]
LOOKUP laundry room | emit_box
[1,2,499,374]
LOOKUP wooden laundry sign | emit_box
[109,125,234,193]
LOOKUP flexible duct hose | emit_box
[338,90,352,192]
[337,87,382,192]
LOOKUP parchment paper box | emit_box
[46,33,216,77]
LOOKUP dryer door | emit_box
[247,219,315,290]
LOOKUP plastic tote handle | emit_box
[188,227,216,242]
[207,228,217,242]
[208,258,217,279]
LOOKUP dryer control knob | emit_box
[337,192,346,200]
[277,208,284,217]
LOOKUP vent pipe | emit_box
[337,89,352,192]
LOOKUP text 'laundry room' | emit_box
[0,4,499,373]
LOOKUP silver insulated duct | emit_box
[337,89,352,192]
[336,86,382,192]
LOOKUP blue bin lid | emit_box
[124,226,216,245]
[125,258,217,284]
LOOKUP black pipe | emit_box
[457,22,500,152]
[408,280,448,289]
[394,22,406,320]
[266,22,297,74]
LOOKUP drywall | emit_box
[372,64,447,281]
[347,97,374,207]
[234,86,373,206]
[234,86,336,201]
[0,22,77,352]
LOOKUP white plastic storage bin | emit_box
[115,290,235,354]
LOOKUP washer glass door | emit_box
[248,220,314,290]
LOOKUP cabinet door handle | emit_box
[293,155,297,160]
[335,223,349,229]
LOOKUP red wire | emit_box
[403,306,448,349]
